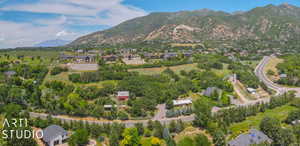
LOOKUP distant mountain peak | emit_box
[35,39,70,47]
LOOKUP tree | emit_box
[194,134,211,146]
[275,128,295,146]
[120,128,141,146]
[68,129,89,146]
[193,98,212,128]
[293,124,300,143]
[134,123,144,136]
[212,130,226,146]
[153,121,163,138]
[259,117,281,140]
[177,137,194,146]
[163,127,176,146]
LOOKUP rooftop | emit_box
[42,125,68,143]
[228,129,272,146]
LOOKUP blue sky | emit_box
[0,0,300,48]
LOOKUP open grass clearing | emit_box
[263,57,283,81]
[174,126,213,143]
[129,63,198,75]
[44,71,118,88]
[229,105,297,140]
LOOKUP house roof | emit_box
[42,125,67,143]
[173,99,192,106]
[280,74,287,78]
[228,129,272,146]
[4,71,16,76]
[117,91,129,97]
[203,87,220,97]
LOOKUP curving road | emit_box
[29,112,195,128]
[254,56,300,97]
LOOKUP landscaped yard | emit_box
[229,105,297,139]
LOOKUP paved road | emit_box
[254,56,300,97]
[29,112,195,128]
[152,104,166,121]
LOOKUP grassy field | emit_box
[174,126,213,143]
[0,50,60,59]
[229,105,297,139]
[129,63,198,75]
[44,71,118,88]
[129,63,231,77]
[263,57,283,80]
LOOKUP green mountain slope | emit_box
[70,4,300,49]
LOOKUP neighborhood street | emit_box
[255,56,300,97]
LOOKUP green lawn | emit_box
[44,71,118,88]
[229,105,297,139]
[129,63,198,75]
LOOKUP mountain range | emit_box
[35,39,70,47]
[70,4,300,49]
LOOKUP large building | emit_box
[228,129,272,146]
[42,125,69,146]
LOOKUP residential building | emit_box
[117,91,129,100]
[42,125,69,146]
[173,98,192,106]
[228,129,273,146]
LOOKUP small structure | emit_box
[279,74,287,78]
[104,105,127,110]
[102,55,118,61]
[117,91,129,100]
[4,71,16,77]
[164,52,178,60]
[173,98,192,106]
[292,120,300,125]
[228,129,272,146]
[42,125,68,146]
[203,87,221,97]
[247,88,256,94]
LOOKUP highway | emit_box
[254,56,300,97]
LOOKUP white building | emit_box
[173,98,192,106]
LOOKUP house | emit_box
[228,129,272,146]
[117,91,129,100]
[104,105,127,110]
[292,120,300,125]
[203,87,221,97]
[4,71,16,77]
[42,125,69,146]
[164,52,178,60]
[102,55,118,61]
[60,54,75,60]
[279,74,287,78]
[247,88,256,94]
[173,98,192,106]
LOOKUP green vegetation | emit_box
[277,54,300,86]
[229,105,297,138]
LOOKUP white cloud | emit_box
[0,0,147,48]
[0,20,80,48]
[56,30,76,37]
[1,0,147,26]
